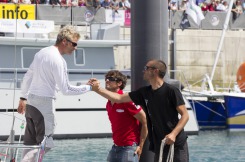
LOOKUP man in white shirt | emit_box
[17,25,94,162]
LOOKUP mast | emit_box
[210,0,234,82]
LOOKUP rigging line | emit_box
[11,4,19,121]
[0,112,26,122]
[194,100,226,118]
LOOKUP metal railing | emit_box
[0,136,48,162]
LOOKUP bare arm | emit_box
[165,105,189,145]
[133,110,148,159]
[95,87,132,103]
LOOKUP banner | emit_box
[105,9,125,26]
[124,10,131,26]
[0,4,35,20]
[0,19,54,33]
[72,7,106,25]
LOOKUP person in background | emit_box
[232,0,243,21]
[222,1,229,12]
[170,1,178,11]
[119,0,131,10]
[0,0,8,3]
[101,0,110,9]
[78,0,86,6]
[201,1,209,11]
[93,0,101,11]
[85,0,93,7]
[208,0,217,11]
[179,0,188,11]
[91,59,189,162]
[17,25,95,162]
[104,70,148,162]
[110,0,120,13]
[216,0,226,11]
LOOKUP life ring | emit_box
[237,63,245,92]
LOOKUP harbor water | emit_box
[41,130,245,162]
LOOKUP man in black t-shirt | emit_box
[91,59,189,162]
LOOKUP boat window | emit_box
[21,47,42,68]
[74,48,85,66]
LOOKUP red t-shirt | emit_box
[106,90,142,146]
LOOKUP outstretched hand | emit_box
[88,78,100,91]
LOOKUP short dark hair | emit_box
[105,70,127,90]
[151,60,167,78]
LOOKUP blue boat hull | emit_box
[188,100,226,129]
[224,95,245,130]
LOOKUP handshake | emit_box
[87,78,100,91]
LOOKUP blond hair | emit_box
[55,25,81,45]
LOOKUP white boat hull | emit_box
[0,89,198,140]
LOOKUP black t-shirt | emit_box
[129,82,187,153]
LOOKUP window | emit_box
[21,47,42,68]
[74,48,85,66]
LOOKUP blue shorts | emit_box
[107,144,139,162]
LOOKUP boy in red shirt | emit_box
[105,70,148,162]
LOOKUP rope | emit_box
[158,138,174,162]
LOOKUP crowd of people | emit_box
[0,0,131,9]
[169,0,245,13]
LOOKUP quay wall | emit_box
[114,28,245,87]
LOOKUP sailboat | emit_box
[223,63,245,131]
[184,0,245,131]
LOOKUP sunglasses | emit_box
[105,77,120,82]
[144,66,156,71]
[66,39,77,47]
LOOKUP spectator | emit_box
[110,0,119,13]
[216,0,226,11]
[60,0,67,6]
[208,0,217,11]
[232,0,243,21]
[222,1,229,12]
[201,1,209,11]
[170,1,178,11]
[86,0,93,7]
[235,0,243,13]
[0,0,9,3]
[78,0,86,6]
[19,0,32,4]
[119,0,131,10]
[47,0,61,6]
[179,0,188,11]
[68,0,78,6]
[93,0,101,10]
[101,0,110,9]
[11,0,19,3]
